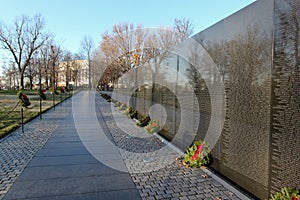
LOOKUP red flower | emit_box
[60,86,65,92]
[42,90,46,93]
[22,94,28,100]
[191,143,204,161]
[294,195,297,200]
[152,122,157,127]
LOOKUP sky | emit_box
[0,0,256,57]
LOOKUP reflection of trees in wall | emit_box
[99,29,172,88]
[99,23,145,87]
[98,19,194,89]
[204,26,272,189]
[229,27,271,188]
[270,0,300,194]
[186,63,211,141]
[186,64,201,90]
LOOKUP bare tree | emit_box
[81,35,94,89]
[99,23,146,85]
[60,51,73,87]
[50,45,62,89]
[0,14,50,89]
[173,17,194,42]
[2,62,18,89]
[39,40,54,88]
[25,58,38,90]
[71,54,83,86]
[96,19,194,89]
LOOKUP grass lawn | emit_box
[0,90,75,139]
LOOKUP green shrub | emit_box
[137,115,151,127]
[123,106,133,115]
[129,110,137,119]
[100,93,111,101]
[17,91,31,108]
[184,140,211,168]
[268,187,299,200]
[144,120,160,134]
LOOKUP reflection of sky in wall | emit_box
[194,0,274,45]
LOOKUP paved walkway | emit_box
[0,91,254,200]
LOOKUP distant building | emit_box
[57,60,89,87]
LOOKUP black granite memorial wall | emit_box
[193,0,274,198]
[111,0,299,199]
[270,0,300,196]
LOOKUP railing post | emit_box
[21,107,24,133]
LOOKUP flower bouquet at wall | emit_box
[123,106,133,115]
[17,91,31,108]
[183,140,211,168]
[59,86,65,93]
[268,188,300,200]
[129,109,138,119]
[144,120,160,134]
[137,115,151,127]
[119,103,126,110]
[38,89,46,100]
[100,93,111,101]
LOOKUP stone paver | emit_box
[0,91,254,200]
[2,92,140,200]
[0,99,72,199]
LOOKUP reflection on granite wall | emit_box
[193,0,274,198]
[111,0,299,199]
[270,0,300,195]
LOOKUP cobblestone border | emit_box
[0,100,72,200]
[95,95,244,200]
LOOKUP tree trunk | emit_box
[45,75,49,88]
[88,55,91,90]
[30,77,33,90]
[16,77,20,90]
[9,75,12,90]
[20,71,25,90]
